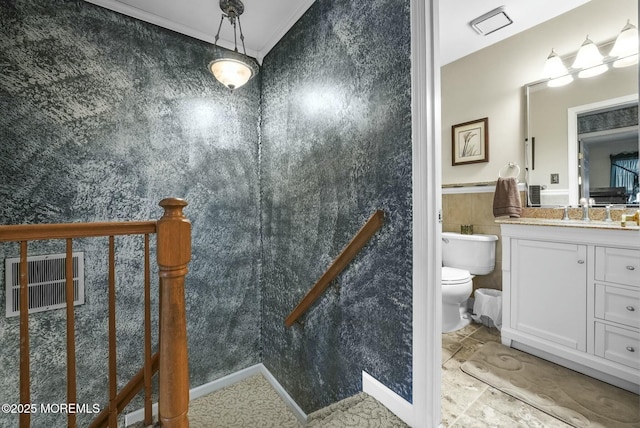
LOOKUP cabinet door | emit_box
[511,239,587,351]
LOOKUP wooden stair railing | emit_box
[0,197,191,428]
[285,210,384,328]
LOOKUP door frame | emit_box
[411,0,442,426]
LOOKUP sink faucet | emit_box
[579,198,591,222]
[605,205,612,222]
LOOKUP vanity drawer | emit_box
[594,322,640,369]
[595,247,640,287]
[595,284,640,328]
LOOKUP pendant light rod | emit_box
[208,0,259,91]
[214,15,224,46]
[237,17,247,55]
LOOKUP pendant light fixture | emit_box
[609,20,639,68]
[208,0,259,90]
[572,36,608,78]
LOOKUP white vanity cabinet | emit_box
[592,246,640,370]
[500,222,640,393]
[510,239,587,351]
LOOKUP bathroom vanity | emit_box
[498,219,640,393]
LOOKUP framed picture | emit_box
[451,117,489,166]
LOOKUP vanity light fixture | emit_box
[542,20,639,86]
[610,20,639,68]
[572,36,608,78]
[208,0,259,90]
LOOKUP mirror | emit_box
[525,56,638,207]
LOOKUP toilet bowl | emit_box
[441,266,473,333]
[441,232,498,333]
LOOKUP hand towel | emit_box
[493,177,521,218]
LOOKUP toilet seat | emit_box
[442,266,472,285]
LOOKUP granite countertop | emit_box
[494,207,640,231]
[495,217,639,231]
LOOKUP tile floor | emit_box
[441,322,574,427]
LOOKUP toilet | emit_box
[441,232,498,333]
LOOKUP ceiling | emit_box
[85,0,592,65]
[438,0,591,64]
[85,0,316,64]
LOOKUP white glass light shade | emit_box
[610,20,639,68]
[547,75,573,87]
[543,49,573,87]
[572,37,608,78]
[613,54,639,68]
[210,59,252,90]
[208,49,259,90]
[543,49,569,78]
[577,64,608,78]
[572,37,603,69]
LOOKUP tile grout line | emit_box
[441,325,486,427]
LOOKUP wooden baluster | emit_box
[19,241,30,428]
[108,236,117,427]
[65,239,77,428]
[143,234,153,426]
[157,198,191,428]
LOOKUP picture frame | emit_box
[451,117,489,166]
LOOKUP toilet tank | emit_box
[442,232,498,275]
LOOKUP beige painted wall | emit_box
[441,0,638,185]
[442,191,513,291]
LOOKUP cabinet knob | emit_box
[627,306,636,312]
[626,346,635,353]
[578,260,585,264]
[627,266,636,271]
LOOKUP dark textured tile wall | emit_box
[0,0,261,425]
[260,0,413,413]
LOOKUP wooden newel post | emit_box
[157,198,191,427]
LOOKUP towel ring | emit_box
[498,162,520,181]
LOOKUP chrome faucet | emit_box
[579,198,591,222]
[562,206,570,220]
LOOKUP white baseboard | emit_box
[124,364,308,426]
[125,366,416,427]
[362,371,414,427]
[189,364,263,401]
[125,401,159,426]
[258,365,308,424]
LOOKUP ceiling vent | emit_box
[470,6,513,36]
